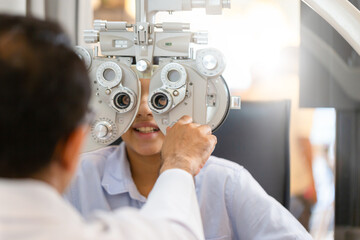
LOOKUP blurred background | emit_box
[0,0,337,239]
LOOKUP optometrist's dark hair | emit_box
[0,14,91,178]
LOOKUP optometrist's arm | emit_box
[161,115,217,175]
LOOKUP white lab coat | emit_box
[0,169,204,240]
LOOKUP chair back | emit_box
[212,100,291,208]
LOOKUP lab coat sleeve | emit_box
[84,169,204,240]
[229,168,313,240]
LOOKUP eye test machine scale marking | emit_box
[75,0,241,152]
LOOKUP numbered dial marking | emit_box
[91,119,117,144]
[96,62,122,88]
[196,48,226,77]
[161,63,187,89]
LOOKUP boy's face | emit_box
[121,78,165,157]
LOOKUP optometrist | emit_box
[0,14,217,240]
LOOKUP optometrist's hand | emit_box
[160,115,217,176]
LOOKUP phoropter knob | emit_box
[94,121,113,140]
[93,20,107,31]
[84,30,100,44]
[193,32,208,45]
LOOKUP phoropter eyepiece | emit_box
[148,89,173,114]
[114,92,131,109]
[110,88,137,114]
[151,92,169,110]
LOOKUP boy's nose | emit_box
[137,78,152,118]
[137,95,152,117]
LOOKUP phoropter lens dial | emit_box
[96,62,122,88]
[148,89,173,114]
[110,88,136,113]
[114,92,131,109]
[160,63,187,89]
[151,92,169,110]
